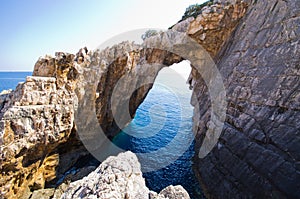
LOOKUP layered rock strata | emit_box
[2,0,298,198]
[0,76,74,198]
[192,0,300,198]
[0,1,248,198]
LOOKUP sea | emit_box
[0,69,203,198]
[113,67,203,199]
[0,72,32,92]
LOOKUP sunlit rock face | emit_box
[187,1,248,56]
[0,1,248,198]
[0,76,75,198]
[61,152,190,199]
[61,151,151,199]
[7,0,300,198]
[0,52,90,198]
[94,44,183,139]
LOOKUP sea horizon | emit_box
[0,71,32,92]
[0,70,32,72]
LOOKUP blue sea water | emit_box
[0,70,203,198]
[113,68,204,199]
[0,72,32,92]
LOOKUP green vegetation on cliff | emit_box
[181,0,214,21]
[169,0,214,29]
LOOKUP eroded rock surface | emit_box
[61,151,149,199]
[61,151,190,199]
[192,0,300,198]
[2,0,297,198]
[0,54,92,198]
[0,76,74,198]
[150,185,190,199]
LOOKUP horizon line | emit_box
[0,70,32,72]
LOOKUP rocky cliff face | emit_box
[0,76,75,198]
[0,1,249,198]
[0,0,298,198]
[192,0,300,198]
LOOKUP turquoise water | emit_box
[113,68,203,199]
[0,72,31,92]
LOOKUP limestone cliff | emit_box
[0,76,75,198]
[0,0,299,198]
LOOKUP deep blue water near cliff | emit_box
[113,69,203,199]
[0,71,203,198]
[0,72,31,91]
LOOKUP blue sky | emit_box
[0,0,204,71]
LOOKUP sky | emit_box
[0,0,205,71]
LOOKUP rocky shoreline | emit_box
[26,152,190,199]
[0,0,299,198]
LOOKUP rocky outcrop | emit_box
[94,42,182,138]
[0,43,187,198]
[62,151,149,199]
[2,0,298,198]
[0,1,248,198]
[192,0,300,198]
[178,0,248,57]
[0,58,91,198]
[62,152,149,198]
[149,185,190,199]
[0,76,73,198]
[26,152,190,199]
[61,151,190,199]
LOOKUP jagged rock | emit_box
[25,183,69,199]
[32,55,56,77]
[0,91,11,113]
[30,188,55,199]
[0,0,247,197]
[192,0,300,198]
[61,152,188,199]
[61,152,190,199]
[149,185,190,199]
[2,0,298,198]
[33,52,79,91]
[185,1,248,56]
[171,17,194,33]
[52,182,69,199]
[0,76,75,198]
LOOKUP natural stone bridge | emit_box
[0,0,299,198]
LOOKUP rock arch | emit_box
[0,1,248,197]
[5,1,300,198]
[74,29,227,172]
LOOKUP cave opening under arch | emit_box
[112,61,204,198]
